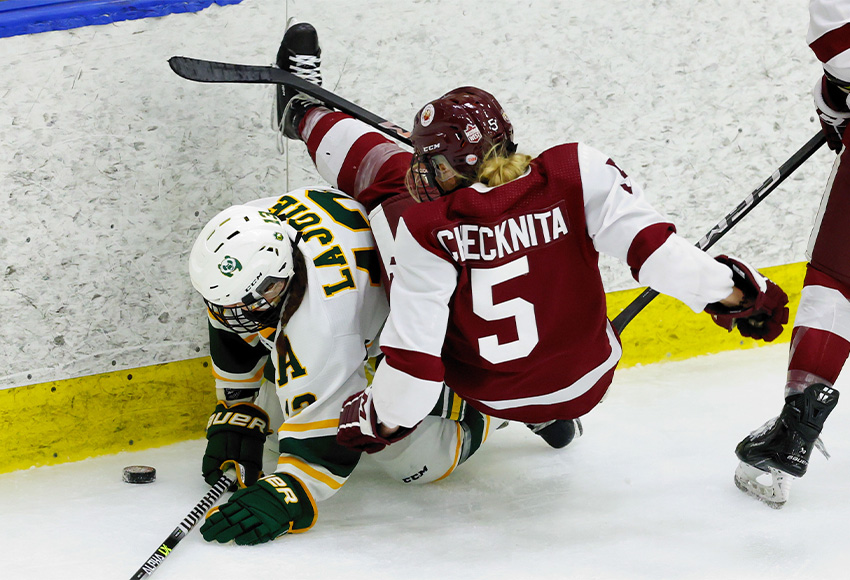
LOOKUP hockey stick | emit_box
[129,469,235,579]
[611,130,827,334]
[168,56,413,146]
[168,55,825,333]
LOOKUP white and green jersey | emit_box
[207,186,388,503]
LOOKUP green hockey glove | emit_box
[201,473,316,545]
[202,401,272,488]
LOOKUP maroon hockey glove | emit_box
[337,387,414,453]
[705,255,789,342]
[814,75,850,153]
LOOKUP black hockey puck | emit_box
[123,465,156,484]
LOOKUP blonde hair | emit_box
[476,144,532,187]
[404,143,532,201]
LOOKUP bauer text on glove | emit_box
[203,400,272,488]
[201,473,316,545]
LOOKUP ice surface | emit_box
[4,345,848,579]
[2,1,847,577]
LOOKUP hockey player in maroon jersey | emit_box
[273,23,790,454]
[732,0,848,509]
[274,20,582,448]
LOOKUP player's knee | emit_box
[369,416,465,484]
[370,410,499,484]
[807,259,850,293]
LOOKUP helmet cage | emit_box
[205,274,293,334]
[205,300,281,334]
[407,154,449,201]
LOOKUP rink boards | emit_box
[0,261,806,475]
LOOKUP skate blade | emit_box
[733,462,793,509]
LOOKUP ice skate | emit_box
[527,418,583,449]
[733,460,794,509]
[272,18,323,147]
[734,383,838,507]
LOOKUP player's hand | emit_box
[201,473,315,545]
[203,401,272,488]
[814,75,850,153]
[705,255,789,342]
[337,387,413,453]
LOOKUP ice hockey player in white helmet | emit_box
[190,188,499,545]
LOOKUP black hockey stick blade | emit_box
[168,56,412,146]
[129,469,236,579]
[611,130,827,335]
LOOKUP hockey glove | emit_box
[201,473,316,545]
[203,401,272,488]
[337,387,414,453]
[705,255,789,342]
[814,75,850,153]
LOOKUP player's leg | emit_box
[271,18,323,145]
[733,275,847,508]
[368,386,495,484]
[733,146,850,507]
[734,382,838,507]
[369,407,499,484]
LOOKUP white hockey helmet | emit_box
[190,205,296,333]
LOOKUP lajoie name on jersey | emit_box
[267,189,381,298]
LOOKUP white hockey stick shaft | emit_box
[128,469,235,579]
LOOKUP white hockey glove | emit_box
[814,75,850,153]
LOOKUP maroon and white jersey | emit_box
[298,108,734,425]
[808,0,850,82]
[807,0,850,289]
[787,0,850,395]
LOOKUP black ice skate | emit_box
[733,383,838,508]
[272,19,323,146]
[527,418,583,449]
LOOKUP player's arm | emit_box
[338,218,457,451]
[273,333,366,504]
[202,318,274,488]
[207,318,269,398]
[578,143,788,340]
[202,328,368,544]
[813,73,850,152]
[201,472,317,545]
[808,0,850,152]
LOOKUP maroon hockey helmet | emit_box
[408,86,516,199]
